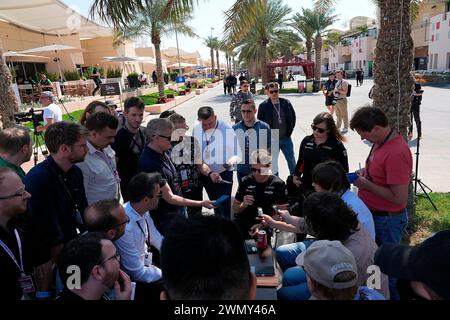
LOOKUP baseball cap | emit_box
[374,230,450,300]
[105,100,117,108]
[295,240,357,289]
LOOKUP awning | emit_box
[0,0,112,39]
[167,62,196,68]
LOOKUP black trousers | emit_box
[409,102,422,137]
[92,78,101,95]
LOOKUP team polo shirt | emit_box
[234,175,287,237]
[358,134,412,212]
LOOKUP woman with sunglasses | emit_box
[289,112,349,209]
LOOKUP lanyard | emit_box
[136,219,151,248]
[203,121,219,147]
[365,129,394,181]
[0,229,24,273]
[127,126,145,154]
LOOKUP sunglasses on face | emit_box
[157,134,172,141]
[269,90,279,94]
[311,124,327,134]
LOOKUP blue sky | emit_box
[63,0,376,60]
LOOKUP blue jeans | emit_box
[204,170,233,219]
[373,210,408,300]
[277,267,311,300]
[274,136,296,175]
[275,240,315,272]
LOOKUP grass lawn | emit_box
[408,193,450,244]
[138,89,179,106]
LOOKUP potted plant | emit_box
[127,72,139,88]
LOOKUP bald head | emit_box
[84,199,128,241]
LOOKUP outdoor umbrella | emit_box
[18,44,84,81]
[3,51,51,81]
[104,56,141,79]
[167,62,196,69]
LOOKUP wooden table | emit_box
[246,240,280,299]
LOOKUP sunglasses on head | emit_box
[269,90,279,94]
[311,124,327,133]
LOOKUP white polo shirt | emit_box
[43,103,63,125]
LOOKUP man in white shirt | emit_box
[36,91,62,132]
[76,112,120,205]
[192,106,241,219]
[114,172,165,301]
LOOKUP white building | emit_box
[428,11,450,71]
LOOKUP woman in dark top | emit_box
[287,112,348,214]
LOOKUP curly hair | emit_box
[303,192,359,241]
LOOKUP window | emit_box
[448,31,450,39]
[429,55,433,69]
[432,23,435,31]
[436,33,440,41]
[437,21,441,30]
[447,52,450,69]
[432,34,435,42]
[434,54,438,69]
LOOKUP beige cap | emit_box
[295,240,357,289]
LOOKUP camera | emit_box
[14,108,44,128]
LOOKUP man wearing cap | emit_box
[36,91,62,133]
[297,240,385,300]
[375,230,450,300]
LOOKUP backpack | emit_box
[346,83,352,97]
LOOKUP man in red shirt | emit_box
[350,106,412,299]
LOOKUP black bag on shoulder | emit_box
[346,83,352,97]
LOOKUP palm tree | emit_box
[204,36,216,78]
[223,0,292,85]
[98,1,197,100]
[214,39,221,77]
[315,0,418,225]
[90,0,198,27]
[304,8,338,81]
[0,51,19,129]
[290,10,316,62]
[314,0,415,135]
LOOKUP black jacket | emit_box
[257,98,296,138]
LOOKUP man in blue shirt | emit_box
[233,100,271,183]
[25,122,89,298]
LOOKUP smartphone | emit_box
[214,195,230,207]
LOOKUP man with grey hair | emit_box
[36,91,62,133]
[0,126,33,181]
[138,118,214,235]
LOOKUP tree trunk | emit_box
[374,0,416,235]
[210,48,215,78]
[314,34,322,81]
[152,31,165,99]
[306,39,313,62]
[260,44,268,85]
[216,49,220,77]
[374,0,414,136]
[0,51,19,129]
